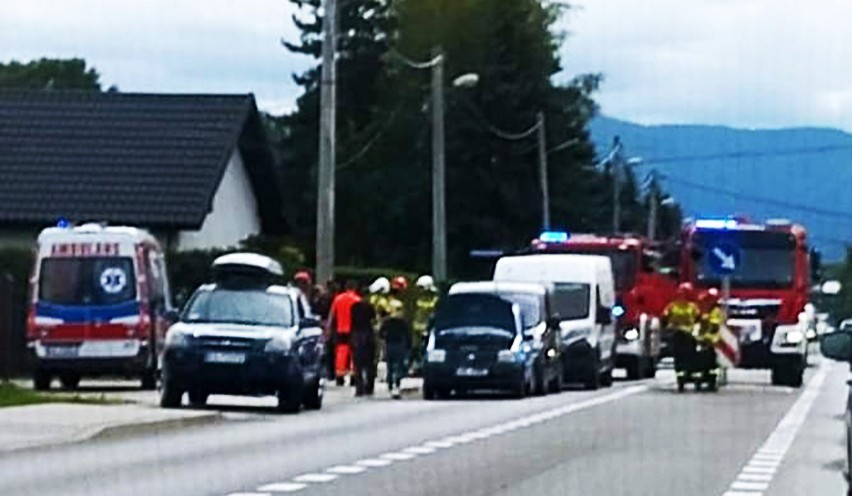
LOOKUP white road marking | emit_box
[737,473,773,482]
[424,440,454,449]
[355,458,393,468]
[257,482,307,492]
[326,466,367,475]
[292,473,338,483]
[240,384,649,496]
[720,364,829,496]
[403,446,437,455]
[731,481,769,491]
[380,452,417,461]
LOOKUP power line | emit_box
[641,143,852,165]
[662,172,852,221]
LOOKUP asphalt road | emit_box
[1,360,847,496]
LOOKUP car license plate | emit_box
[456,367,488,377]
[204,352,246,364]
[45,345,79,358]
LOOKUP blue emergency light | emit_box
[56,218,71,228]
[694,218,738,230]
[611,305,626,319]
[539,230,570,243]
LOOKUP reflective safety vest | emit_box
[699,306,723,344]
[413,293,438,334]
[663,300,701,333]
[369,294,392,321]
[387,296,405,320]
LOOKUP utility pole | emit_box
[316,0,338,285]
[537,112,550,230]
[647,188,658,241]
[431,47,447,283]
[611,136,623,234]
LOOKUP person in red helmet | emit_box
[662,282,701,385]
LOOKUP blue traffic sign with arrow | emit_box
[707,241,741,275]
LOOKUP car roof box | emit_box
[211,253,283,287]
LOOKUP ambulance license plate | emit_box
[205,352,246,364]
[45,345,79,358]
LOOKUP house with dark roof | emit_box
[0,91,285,250]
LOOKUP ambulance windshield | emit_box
[39,257,137,305]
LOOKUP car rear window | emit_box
[38,257,136,306]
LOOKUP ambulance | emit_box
[27,223,174,390]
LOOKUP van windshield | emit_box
[552,283,591,320]
[496,293,541,328]
[39,257,137,306]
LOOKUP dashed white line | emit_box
[355,458,394,468]
[292,473,338,484]
[380,452,417,461]
[257,482,307,492]
[720,364,829,496]
[326,465,368,475]
[403,446,437,455]
[236,384,648,496]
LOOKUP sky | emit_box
[2,0,852,131]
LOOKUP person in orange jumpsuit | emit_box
[327,280,361,386]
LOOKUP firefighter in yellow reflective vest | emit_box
[368,277,392,323]
[662,283,701,379]
[698,288,723,346]
[412,276,438,372]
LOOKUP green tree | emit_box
[0,58,107,91]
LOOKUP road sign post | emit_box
[707,241,741,379]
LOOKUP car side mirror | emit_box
[300,317,321,329]
[546,317,561,329]
[164,309,180,323]
[821,331,852,362]
[596,308,613,325]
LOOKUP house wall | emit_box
[177,149,261,251]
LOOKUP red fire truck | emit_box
[678,218,812,387]
[530,232,677,379]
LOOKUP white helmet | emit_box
[416,275,436,291]
[369,277,390,294]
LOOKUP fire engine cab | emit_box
[27,223,174,390]
[679,218,812,387]
[530,231,677,379]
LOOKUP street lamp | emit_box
[453,77,552,230]
[391,50,479,283]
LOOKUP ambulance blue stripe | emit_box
[35,301,140,323]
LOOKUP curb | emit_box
[0,410,223,455]
[92,411,224,441]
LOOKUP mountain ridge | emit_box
[589,115,852,260]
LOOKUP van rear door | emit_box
[37,256,138,347]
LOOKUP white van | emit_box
[493,254,617,389]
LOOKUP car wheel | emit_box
[277,386,302,414]
[549,366,564,393]
[600,367,613,388]
[188,390,208,407]
[644,359,658,379]
[625,357,641,380]
[160,380,183,408]
[303,378,324,410]
[141,368,157,391]
[584,354,601,391]
[534,366,547,396]
[59,373,81,391]
[676,378,685,393]
[33,369,51,391]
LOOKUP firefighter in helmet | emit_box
[698,288,723,346]
[412,275,438,373]
[662,282,701,380]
